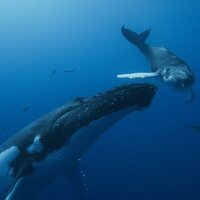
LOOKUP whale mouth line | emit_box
[51,83,157,122]
[160,64,195,88]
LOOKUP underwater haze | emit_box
[0,0,200,199]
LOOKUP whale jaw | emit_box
[160,64,195,88]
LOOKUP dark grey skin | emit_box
[117,25,195,102]
[0,83,157,200]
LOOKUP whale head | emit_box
[160,64,195,88]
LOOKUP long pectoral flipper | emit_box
[117,72,159,79]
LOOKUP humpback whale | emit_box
[117,25,195,102]
[0,83,157,200]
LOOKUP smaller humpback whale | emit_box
[117,25,195,102]
[0,83,157,200]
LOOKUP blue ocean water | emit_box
[0,0,200,199]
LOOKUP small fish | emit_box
[51,69,56,76]
[64,68,75,73]
[185,124,200,132]
[0,127,7,133]
[22,105,30,112]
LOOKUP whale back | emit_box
[148,46,186,72]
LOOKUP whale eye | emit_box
[165,68,170,73]
[163,68,171,79]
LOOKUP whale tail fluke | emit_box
[121,25,151,54]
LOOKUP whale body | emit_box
[0,83,157,200]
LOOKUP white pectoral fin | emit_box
[5,178,23,200]
[117,72,159,79]
[4,164,62,200]
[5,176,45,200]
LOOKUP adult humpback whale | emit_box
[117,25,195,101]
[0,83,157,200]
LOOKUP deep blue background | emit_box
[0,0,200,199]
